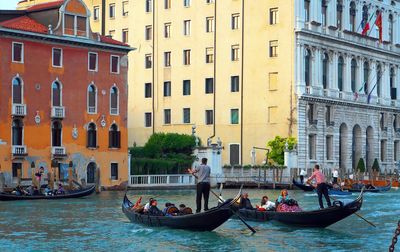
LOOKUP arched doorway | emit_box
[339,123,348,173]
[87,162,96,184]
[352,125,362,171]
[366,126,374,171]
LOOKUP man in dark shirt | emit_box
[239,192,254,209]
[188,158,211,213]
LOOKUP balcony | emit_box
[51,146,66,157]
[51,106,65,119]
[11,104,26,117]
[12,145,27,156]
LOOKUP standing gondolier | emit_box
[188,158,211,213]
[307,164,332,209]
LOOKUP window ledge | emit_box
[108,147,120,150]
[87,147,98,150]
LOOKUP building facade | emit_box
[18,0,400,174]
[1,0,132,187]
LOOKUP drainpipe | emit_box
[101,0,105,35]
[240,0,245,164]
[208,0,217,143]
[152,0,156,134]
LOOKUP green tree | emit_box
[356,158,366,173]
[267,136,297,165]
[372,158,380,173]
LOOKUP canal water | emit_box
[0,188,399,252]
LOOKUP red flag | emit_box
[375,12,382,43]
[361,22,370,36]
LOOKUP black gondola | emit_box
[237,190,364,228]
[347,182,391,193]
[292,178,315,191]
[122,190,241,232]
[0,185,96,201]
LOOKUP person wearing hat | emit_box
[188,157,211,213]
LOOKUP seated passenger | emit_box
[32,186,40,196]
[178,204,193,215]
[131,196,144,212]
[163,202,175,216]
[276,189,302,212]
[147,199,163,216]
[44,186,53,196]
[256,196,275,211]
[57,183,65,195]
[143,198,154,213]
[239,192,254,210]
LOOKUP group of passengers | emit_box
[239,189,302,212]
[11,183,65,196]
[131,197,193,216]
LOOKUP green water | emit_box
[0,188,399,251]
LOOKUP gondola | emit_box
[292,178,314,191]
[292,179,351,195]
[0,185,96,201]
[237,190,364,228]
[122,189,241,231]
[347,182,391,193]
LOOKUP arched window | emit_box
[390,67,396,100]
[305,49,311,87]
[87,122,97,148]
[376,64,382,97]
[389,14,394,43]
[110,86,119,115]
[87,84,97,114]
[109,123,121,148]
[304,0,310,22]
[322,53,329,89]
[52,81,62,107]
[350,2,356,32]
[363,61,369,94]
[351,59,357,92]
[12,119,23,146]
[322,0,327,26]
[337,0,343,30]
[12,77,23,104]
[338,56,344,91]
[52,121,62,147]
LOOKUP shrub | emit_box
[267,136,297,165]
[356,158,366,173]
[372,158,380,173]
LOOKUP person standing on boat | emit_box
[332,168,339,184]
[300,169,307,184]
[307,165,332,209]
[188,157,211,213]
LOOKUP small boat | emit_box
[292,179,351,195]
[0,185,96,201]
[347,182,391,193]
[122,190,241,232]
[292,178,314,191]
[237,190,364,228]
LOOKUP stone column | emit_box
[296,43,305,94]
[355,2,362,33]
[344,54,352,93]
[328,0,336,28]
[343,0,350,31]
[382,10,389,43]
[295,0,305,29]
[396,66,400,104]
[310,0,320,24]
[370,60,377,97]
[313,48,321,89]
[357,56,364,93]
[395,14,400,45]
[381,63,390,104]
[331,52,338,91]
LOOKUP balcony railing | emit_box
[51,146,66,156]
[88,106,96,114]
[12,104,26,116]
[51,106,65,119]
[12,145,27,156]
[129,174,195,187]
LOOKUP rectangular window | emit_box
[183,49,191,65]
[308,103,315,124]
[231,45,239,61]
[145,112,152,127]
[93,6,99,21]
[111,163,118,180]
[206,17,214,32]
[231,76,239,92]
[12,163,22,178]
[205,78,214,94]
[309,134,316,160]
[205,110,213,125]
[183,20,191,35]
[184,0,190,7]
[183,80,191,95]
[231,13,239,30]
[206,0,214,3]
[229,144,240,165]
[110,55,120,73]
[145,83,152,98]
[326,105,332,125]
[326,135,333,160]
[52,48,62,67]
[395,141,399,161]
[381,139,387,162]
[122,29,129,43]
[269,40,278,57]
[231,109,239,124]
[164,23,171,38]
[109,3,115,19]
[146,0,152,12]
[183,108,191,123]
[145,25,152,40]
[122,1,129,16]
[165,0,171,9]
[88,52,98,71]
[12,42,23,63]
[269,72,278,90]
[268,106,278,123]
[145,54,152,68]
[270,8,278,25]
[163,81,171,97]
[206,47,214,63]
[164,51,171,67]
[164,109,171,124]
[322,3,327,26]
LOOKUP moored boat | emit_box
[122,190,241,231]
[292,179,351,195]
[237,190,363,228]
[0,185,96,201]
[347,182,391,193]
[292,178,314,191]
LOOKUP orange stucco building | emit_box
[0,0,132,188]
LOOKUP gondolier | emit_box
[188,158,211,213]
[307,164,332,209]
